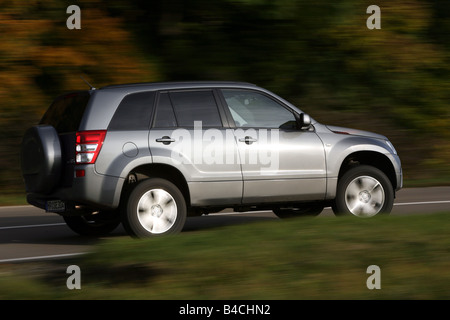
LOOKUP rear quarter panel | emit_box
[95,131,152,178]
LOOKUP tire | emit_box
[21,125,62,194]
[273,204,324,219]
[63,212,121,236]
[121,178,187,238]
[332,165,394,217]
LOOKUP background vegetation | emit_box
[1,0,450,197]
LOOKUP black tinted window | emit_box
[108,91,155,131]
[153,93,177,127]
[169,90,222,127]
[40,91,91,133]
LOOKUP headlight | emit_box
[385,140,397,155]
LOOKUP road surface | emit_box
[1,187,449,263]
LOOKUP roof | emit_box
[99,81,258,92]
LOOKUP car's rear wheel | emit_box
[121,178,187,238]
[63,212,121,236]
[332,165,394,217]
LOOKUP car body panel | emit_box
[233,128,327,203]
[148,128,244,205]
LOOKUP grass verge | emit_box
[0,193,27,206]
[0,212,449,300]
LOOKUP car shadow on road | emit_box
[0,212,278,247]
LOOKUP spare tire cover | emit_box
[21,125,62,194]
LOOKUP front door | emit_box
[220,89,326,204]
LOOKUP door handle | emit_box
[239,136,257,145]
[156,136,175,145]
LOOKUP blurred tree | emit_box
[105,0,450,180]
[0,0,160,193]
[1,0,449,195]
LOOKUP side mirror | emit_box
[296,113,312,130]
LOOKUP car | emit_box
[20,81,402,237]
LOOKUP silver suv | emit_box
[21,81,402,237]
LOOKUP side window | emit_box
[153,93,177,128]
[108,91,155,131]
[169,90,222,127]
[221,89,297,129]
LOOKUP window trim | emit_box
[151,92,178,129]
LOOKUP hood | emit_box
[326,125,387,140]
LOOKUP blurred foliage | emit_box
[1,0,450,195]
[0,0,159,193]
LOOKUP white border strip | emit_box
[0,223,66,230]
[394,200,450,206]
[0,252,85,264]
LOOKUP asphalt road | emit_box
[1,187,449,263]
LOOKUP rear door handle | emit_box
[156,136,175,145]
[239,136,258,145]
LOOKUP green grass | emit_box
[404,176,450,188]
[0,193,27,206]
[1,212,449,300]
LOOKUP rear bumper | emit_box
[27,165,124,213]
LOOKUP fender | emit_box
[318,132,397,199]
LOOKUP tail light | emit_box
[75,130,106,164]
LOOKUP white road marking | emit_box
[2,200,450,223]
[394,200,450,206]
[0,223,66,230]
[0,252,85,263]
[212,200,450,215]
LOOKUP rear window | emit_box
[40,91,91,133]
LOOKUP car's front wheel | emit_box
[332,165,394,217]
[121,178,187,238]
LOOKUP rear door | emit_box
[148,90,243,206]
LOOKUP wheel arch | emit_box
[338,151,397,192]
[120,163,191,208]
